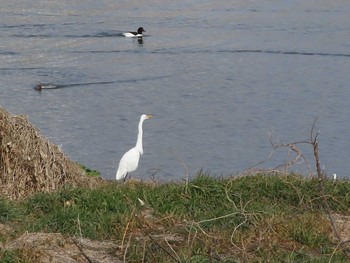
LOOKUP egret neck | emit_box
[135,117,145,155]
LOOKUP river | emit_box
[1,0,349,180]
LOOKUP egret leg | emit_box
[123,173,129,182]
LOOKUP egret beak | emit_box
[146,115,153,119]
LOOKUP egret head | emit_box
[141,114,153,120]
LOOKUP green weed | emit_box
[1,172,350,262]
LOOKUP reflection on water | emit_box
[0,0,350,180]
[137,37,144,45]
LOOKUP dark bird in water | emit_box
[122,27,145,37]
[34,83,59,91]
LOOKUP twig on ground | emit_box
[148,234,181,263]
[169,147,190,193]
[72,238,93,263]
[123,233,132,263]
[121,206,136,256]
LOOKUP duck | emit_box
[34,83,59,91]
[122,27,145,38]
[34,84,44,91]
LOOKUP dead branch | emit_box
[236,115,350,259]
[239,131,313,178]
[254,115,350,259]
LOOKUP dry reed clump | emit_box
[0,107,97,200]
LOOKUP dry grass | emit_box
[1,174,350,262]
[0,106,98,200]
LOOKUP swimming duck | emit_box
[122,27,145,37]
[34,83,59,91]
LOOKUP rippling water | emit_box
[1,0,350,180]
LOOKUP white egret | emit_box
[116,114,153,181]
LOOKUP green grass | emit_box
[1,172,350,262]
[0,250,28,263]
[80,164,101,177]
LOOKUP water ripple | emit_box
[65,48,350,58]
[225,49,350,58]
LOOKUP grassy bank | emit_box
[1,172,350,262]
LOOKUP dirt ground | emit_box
[1,213,350,263]
[1,224,122,263]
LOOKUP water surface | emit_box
[1,0,349,180]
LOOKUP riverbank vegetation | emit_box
[1,107,349,262]
[1,172,350,262]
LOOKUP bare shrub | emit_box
[0,107,97,200]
